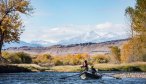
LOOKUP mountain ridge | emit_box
[58,31,127,45]
[4,38,129,56]
[3,31,127,48]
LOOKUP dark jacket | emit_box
[91,67,97,74]
[81,60,88,71]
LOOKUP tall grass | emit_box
[48,62,146,72]
[94,62,146,72]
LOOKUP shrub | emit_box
[109,46,121,63]
[2,51,10,59]
[19,52,32,63]
[91,55,109,64]
[16,52,31,63]
[52,57,63,66]
[69,58,80,65]
[62,56,70,65]
[9,54,21,63]
[121,38,146,63]
[4,52,32,64]
[121,66,141,72]
[33,54,52,64]
[50,53,89,65]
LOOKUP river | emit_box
[0,72,146,84]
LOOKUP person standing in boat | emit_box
[81,60,89,71]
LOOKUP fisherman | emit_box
[91,66,97,75]
[81,60,89,71]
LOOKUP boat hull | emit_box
[80,72,102,79]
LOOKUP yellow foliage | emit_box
[91,54,109,64]
[2,51,11,59]
[50,53,108,65]
[34,54,52,63]
[124,0,146,63]
[121,38,146,63]
[19,1,29,7]
[0,0,33,57]
[2,52,32,64]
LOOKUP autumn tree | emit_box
[124,0,146,62]
[0,0,33,63]
[109,46,121,63]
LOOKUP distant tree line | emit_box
[2,51,110,65]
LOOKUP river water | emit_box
[0,72,146,84]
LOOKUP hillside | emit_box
[4,38,129,56]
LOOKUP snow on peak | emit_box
[58,31,126,45]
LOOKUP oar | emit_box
[60,73,81,79]
[102,74,121,79]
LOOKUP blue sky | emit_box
[21,0,135,43]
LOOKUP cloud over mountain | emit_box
[21,22,128,43]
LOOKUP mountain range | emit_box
[58,31,126,45]
[5,38,129,55]
[3,31,128,49]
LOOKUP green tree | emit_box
[0,0,33,63]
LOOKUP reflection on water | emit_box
[0,72,146,84]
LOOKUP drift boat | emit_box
[80,72,102,79]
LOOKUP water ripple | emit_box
[0,72,146,84]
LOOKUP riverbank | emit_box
[11,64,50,72]
[0,62,146,73]
[94,62,146,72]
[0,64,50,73]
[0,64,31,73]
[50,62,146,72]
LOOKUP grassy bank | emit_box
[94,62,146,72]
[0,62,146,73]
[11,64,50,72]
[49,62,146,72]
[50,65,81,72]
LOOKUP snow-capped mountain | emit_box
[58,31,100,44]
[30,40,54,47]
[58,31,127,45]
[2,31,127,49]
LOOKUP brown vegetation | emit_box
[2,52,32,64]
[123,0,146,63]
[0,0,33,63]
[33,53,110,66]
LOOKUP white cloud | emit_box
[96,22,112,29]
[20,22,128,43]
